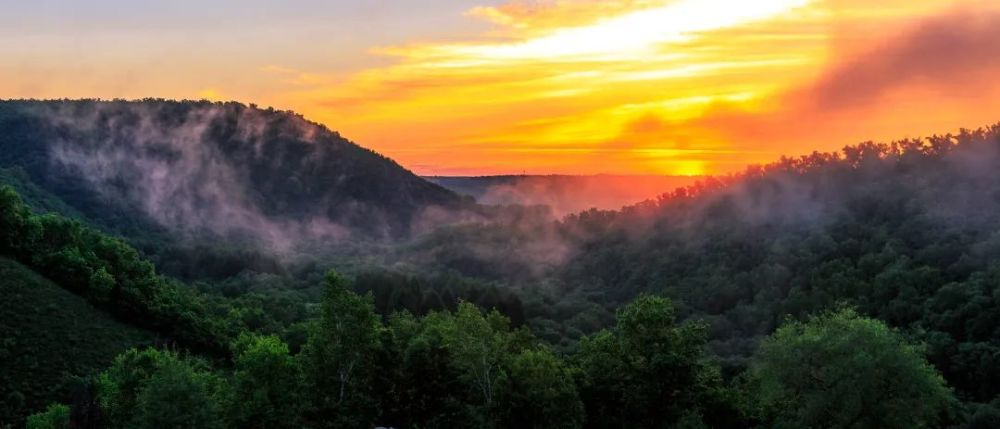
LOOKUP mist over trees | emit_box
[0,99,463,246]
[5,99,1000,427]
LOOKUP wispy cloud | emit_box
[260,0,1000,174]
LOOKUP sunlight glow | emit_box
[670,159,708,176]
[444,0,811,61]
[29,0,983,176]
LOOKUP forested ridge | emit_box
[551,125,1000,394]
[5,100,1000,427]
[0,99,462,245]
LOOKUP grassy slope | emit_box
[0,257,154,425]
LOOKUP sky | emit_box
[3,0,1000,176]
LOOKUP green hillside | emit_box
[0,257,154,425]
[6,119,1000,427]
[0,99,461,243]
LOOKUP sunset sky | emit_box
[4,0,1000,175]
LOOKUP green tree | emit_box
[96,348,227,429]
[130,358,227,429]
[496,348,584,429]
[576,294,723,428]
[25,404,69,429]
[0,186,40,255]
[300,271,381,427]
[376,311,471,428]
[443,302,512,407]
[574,330,627,426]
[96,349,164,427]
[746,308,954,429]
[376,302,535,428]
[229,333,302,429]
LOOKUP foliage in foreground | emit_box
[26,272,959,429]
[746,309,954,428]
[0,180,974,427]
[0,257,153,424]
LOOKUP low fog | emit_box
[2,99,459,251]
[428,175,702,216]
[5,99,1000,290]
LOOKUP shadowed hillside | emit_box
[0,257,154,424]
[0,99,461,247]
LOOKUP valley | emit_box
[3,99,1000,427]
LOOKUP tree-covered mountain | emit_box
[550,126,1000,385]
[8,101,1000,427]
[0,99,462,246]
[408,125,1000,409]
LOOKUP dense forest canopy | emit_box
[6,99,1000,427]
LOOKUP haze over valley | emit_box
[4,1,1000,428]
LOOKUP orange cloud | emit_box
[278,0,1000,176]
[682,7,1000,157]
[805,11,1000,110]
[467,0,668,34]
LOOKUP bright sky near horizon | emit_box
[3,0,1000,175]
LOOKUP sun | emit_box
[671,160,708,176]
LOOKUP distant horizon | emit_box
[421,173,707,178]
[5,97,996,179]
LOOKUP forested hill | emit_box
[550,125,1000,396]
[10,119,1000,427]
[404,124,1000,407]
[0,99,461,244]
